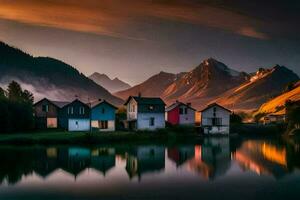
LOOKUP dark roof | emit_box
[166,101,196,112]
[124,96,165,105]
[34,98,70,108]
[89,99,118,109]
[52,101,70,108]
[61,99,89,108]
[200,103,231,113]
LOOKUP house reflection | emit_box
[126,146,165,180]
[90,148,115,176]
[187,137,231,180]
[167,145,195,167]
[58,147,91,177]
[233,140,290,178]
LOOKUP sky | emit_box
[0,0,299,85]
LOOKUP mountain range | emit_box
[89,72,131,93]
[0,42,123,105]
[115,58,299,111]
[1,41,299,112]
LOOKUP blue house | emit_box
[90,99,117,132]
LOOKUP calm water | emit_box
[0,137,300,200]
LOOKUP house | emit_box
[59,99,91,131]
[124,96,166,130]
[263,113,286,125]
[165,101,196,126]
[200,103,231,135]
[90,99,117,132]
[33,98,69,129]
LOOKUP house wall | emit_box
[59,100,91,130]
[137,113,165,130]
[34,99,60,129]
[179,105,195,125]
[34,99,59,118]
[91,102,116,121]
[167,107,179,125]
[91,120,115,132]
[127,98,138,120]
[201,106,230,134]
[68,119,90,131]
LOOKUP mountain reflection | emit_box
[0,137,300,185]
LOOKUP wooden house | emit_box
[165,101,196,126]
[90,99,117,132]
[200,103,231,135]
[124,96,166,130]
[34,98,69,129]
[59,99,91,131]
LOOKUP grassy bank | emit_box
[0,126,199,145]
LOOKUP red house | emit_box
[165,101,196,126]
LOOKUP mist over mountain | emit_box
[89,72,131,93]
[0,42,123,105]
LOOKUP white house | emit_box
[124,96,166,131]
[200,103,231,135]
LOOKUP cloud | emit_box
[237,27,269,40]
[0,0,270,40]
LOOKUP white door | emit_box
[68,119,90,131]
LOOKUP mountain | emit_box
[214,65,299,111]
[161,58,249,108]
[115,71,186,100]
[255,81,300,115]
[89,72,131,93]
[115,58,249,108]
[0,42,123,105]
[115,58,299,111]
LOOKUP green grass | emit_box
[0,127,199,145]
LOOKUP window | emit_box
[79,107,85,115]
[132,105,135,112]
[184,108,188,114]
[101,108,105,114]
[99,120,108,129]
[42,105,49,112]
[179,108,183,114]
[150,117,155,126]
[68,107,74,115]
[213,107,217,117]
[149,105,154,111]
[212,118,222,126]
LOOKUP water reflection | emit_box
[126,146,165,180]
[0,137,300,186]
[188,138,231,180]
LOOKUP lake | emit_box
[0,137,300,200]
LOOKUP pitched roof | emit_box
[89,99,118,109]
[51,101,70,108]
[166,101,196,112]
[124,96,165,105]
[200,103,231,113]
[34,98,70,108]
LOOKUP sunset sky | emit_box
[0,0,299,85]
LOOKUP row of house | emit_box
[34,95,232,134]
[34,98,117,132]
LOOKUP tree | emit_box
[230,113,242,124]
[285,100,300,134]
[7,81,22,102]
[22,90,34,104]
[0,87,6,99]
